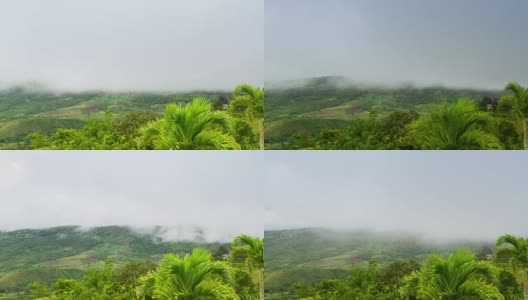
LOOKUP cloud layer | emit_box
[266,0,528,89]
[2,151,526,242]
[263,151,528,241]
[0,151,264,242]
[0,0,263,91]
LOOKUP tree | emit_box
[27,133,50,149]
[500,82,528,149]
[229,84,264,150]
[140,98,240,150]
[292,282,315,299]
[52,279,80,298]
[401,249,503,300]
[232,268,259,300]
[496,234,528,299]
[115,111,158,149]
[410,98,502,150]
[231,235,264,300]
[497,269,523,300]
[117,260,157,291]
[231,118,259,150]
[316,279,343,299]
[28,282,49,299]
[138,248,239,300]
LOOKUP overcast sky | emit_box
[2,151,527,242]
[0,152,264,242]
[265,0,528,89]
[264,151,528,241]
[0,0,263,92]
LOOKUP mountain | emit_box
[0,226,227,294]
[264,228,493,293]
[264,76,502,148]
[0,87,230,148]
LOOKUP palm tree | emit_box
[496,234,528,299]
[231,235,264,300]
[138,248,239,300]
[401,249,503,300]
[500,82,528,149]
[410,98,502,150]
[140,98,240,150]
[229,84,264,150]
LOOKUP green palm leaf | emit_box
[410,98,502,149]
[139,248,239,300]
[140,98,240,150]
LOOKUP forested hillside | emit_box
[265,77,525,150]
[265,228,500,299]
[0,87,228,147]
[0,226,226,297]
[0,85,265,150]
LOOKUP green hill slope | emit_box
[0,87,230,145]
[265,76,502,148]
[264,228,493,293]
[0,226,227,294]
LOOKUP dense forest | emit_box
[265,77,527,150]
[0,227,263,300]
[265,229,527,300]
[0,84,263,150]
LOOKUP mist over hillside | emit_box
[265,76,504,93]
[264,228,494,295]
[0,225,228,293]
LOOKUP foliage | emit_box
[266,78,524,150]
[0,226,226,294]
[138,248,239,299]
[140,98,240,150]
[0,86,261,150]
[264,229,527,299]
[9,233,261,299]
[28,282,49,299]
[500,82,528,149]
[231,235,265,300]
[496,234,528,299]
[229,84,265,149]
[409,98,502,150]
[401,249,503,299]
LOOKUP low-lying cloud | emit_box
[263,151,528,241]
[3,151,526,243]
[0,152,264,242]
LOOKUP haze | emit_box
[265,0,528,89]
[264,151,528,241]
[0,151,264,242]
[0,0,263,92]
[3,151,526,242]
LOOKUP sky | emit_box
[0,151,264,242]
[263,151,528,241]
[0,0,263,92]
[2,151,527,242]
[265,0,528,89]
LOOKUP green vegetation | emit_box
[19,233,262,300]
[0,84,262,150]
[265,229,527,299]
[138,249,239,300]
[140,98,239,150]
[0,228,262,299]
[230,84,265,150]
[0,226,237,299]
[231,235,265,300]
[265,77,525,150]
